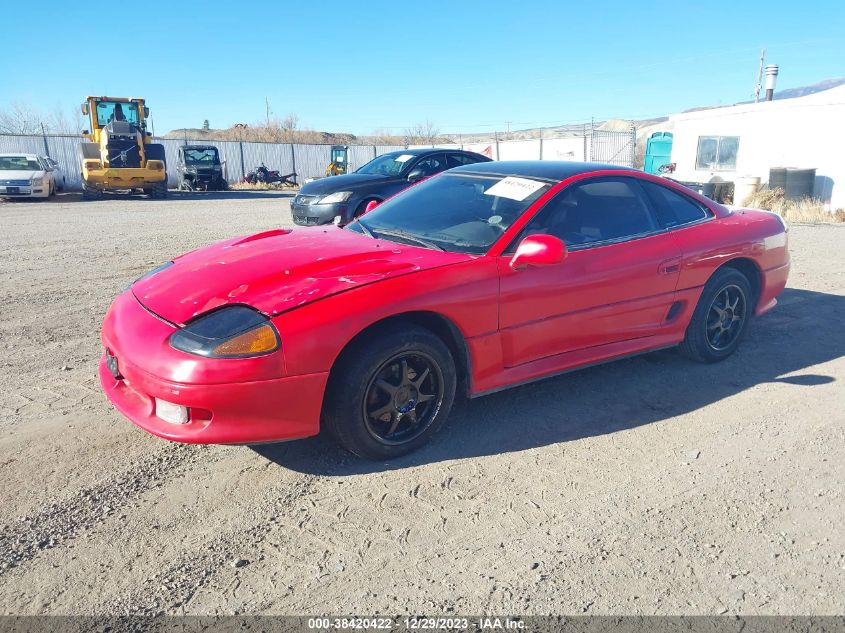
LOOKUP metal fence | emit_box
[0,134,404,190]
[0,126,637,191]
[410,126,637,167]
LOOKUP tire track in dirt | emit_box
[0,442,219,575]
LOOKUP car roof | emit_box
[383,147,482,157]
[448,160,638,182]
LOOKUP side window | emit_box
[411,153,447,177]
[446,153,480,168]
[519,178,659,248]
[695,136,739,170]
[638,180,710,228]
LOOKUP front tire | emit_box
[322,324,457,460]
[680,267,752,363]
[149,181,168,199]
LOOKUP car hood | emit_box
[299,172,390,195]
[0,169,42,181]
[131,226,471,325]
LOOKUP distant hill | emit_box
[683,76,845,113]
[771,76,845,100]
[165,77,845,145]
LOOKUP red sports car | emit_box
[100,162,790,459]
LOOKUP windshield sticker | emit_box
[395,154,414,163]
[484,177,546,201]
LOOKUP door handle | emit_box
[659,257,682,275]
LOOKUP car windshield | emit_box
[345,172,553,254]
[0,156,41,171]
[355,152,416,176]
[184,148,218,164]
[95,101,140,127]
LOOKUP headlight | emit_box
[169,305,280,358]
[31,177,44,186]
[318,191,353,204]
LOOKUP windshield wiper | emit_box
[375,229,446,251]
[355,218,376,238]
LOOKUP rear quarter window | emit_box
[639,180,711,227]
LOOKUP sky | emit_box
[1,0,843,136]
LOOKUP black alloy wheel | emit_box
[362,352,444,445]
[706,284,747,351]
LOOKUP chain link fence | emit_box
[0,126,638,191]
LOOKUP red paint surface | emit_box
[101,169,790,444]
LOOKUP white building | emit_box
[668,84,845,210]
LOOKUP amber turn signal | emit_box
[211,324,279,357]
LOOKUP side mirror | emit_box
[82,129,89,135]
[81,103,89,116]
[509,234,567,270]
[144,107,150,118]
[364,200,379,214]
[407,168,426,183]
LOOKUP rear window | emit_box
[639,180,710,227]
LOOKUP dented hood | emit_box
[131,226,470,325]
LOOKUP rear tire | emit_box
[149,181,168,199]
[81,184,101,200]
[322,324,456,460]
[680,267,752,363]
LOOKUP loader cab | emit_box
[80,97,152,169]
[326,145,348,176]
[82,97,149,136]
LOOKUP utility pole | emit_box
[754,48,766,103]
[505,120,512,134]
[265,97,270,127]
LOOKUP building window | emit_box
[695,136,739,171]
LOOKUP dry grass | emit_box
[228,181,272,191]
[228,181,298,191]
[741,187,845,224]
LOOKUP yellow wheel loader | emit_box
[78,96,167,199]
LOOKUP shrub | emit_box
[742,188,844,224]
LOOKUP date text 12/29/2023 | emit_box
[307,617,526,630]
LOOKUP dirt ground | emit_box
[0,191,842,616]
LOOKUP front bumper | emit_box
[0,184,48,198]
[291,201,348,226]
[83,167,166,190]
[99,291,327,444]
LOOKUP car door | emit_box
[408,153,448,179]
[37,157,55,192]
[48,158,64,190]
[497,176,683,368]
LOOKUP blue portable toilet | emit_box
[644,132,674,175]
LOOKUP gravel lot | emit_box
[0,191,843,616]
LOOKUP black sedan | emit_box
[291,148,491,226]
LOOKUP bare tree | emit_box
[0,102,82,135]
[403,120,441,145]
[0,102,42,134]
[280,113,299,132]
